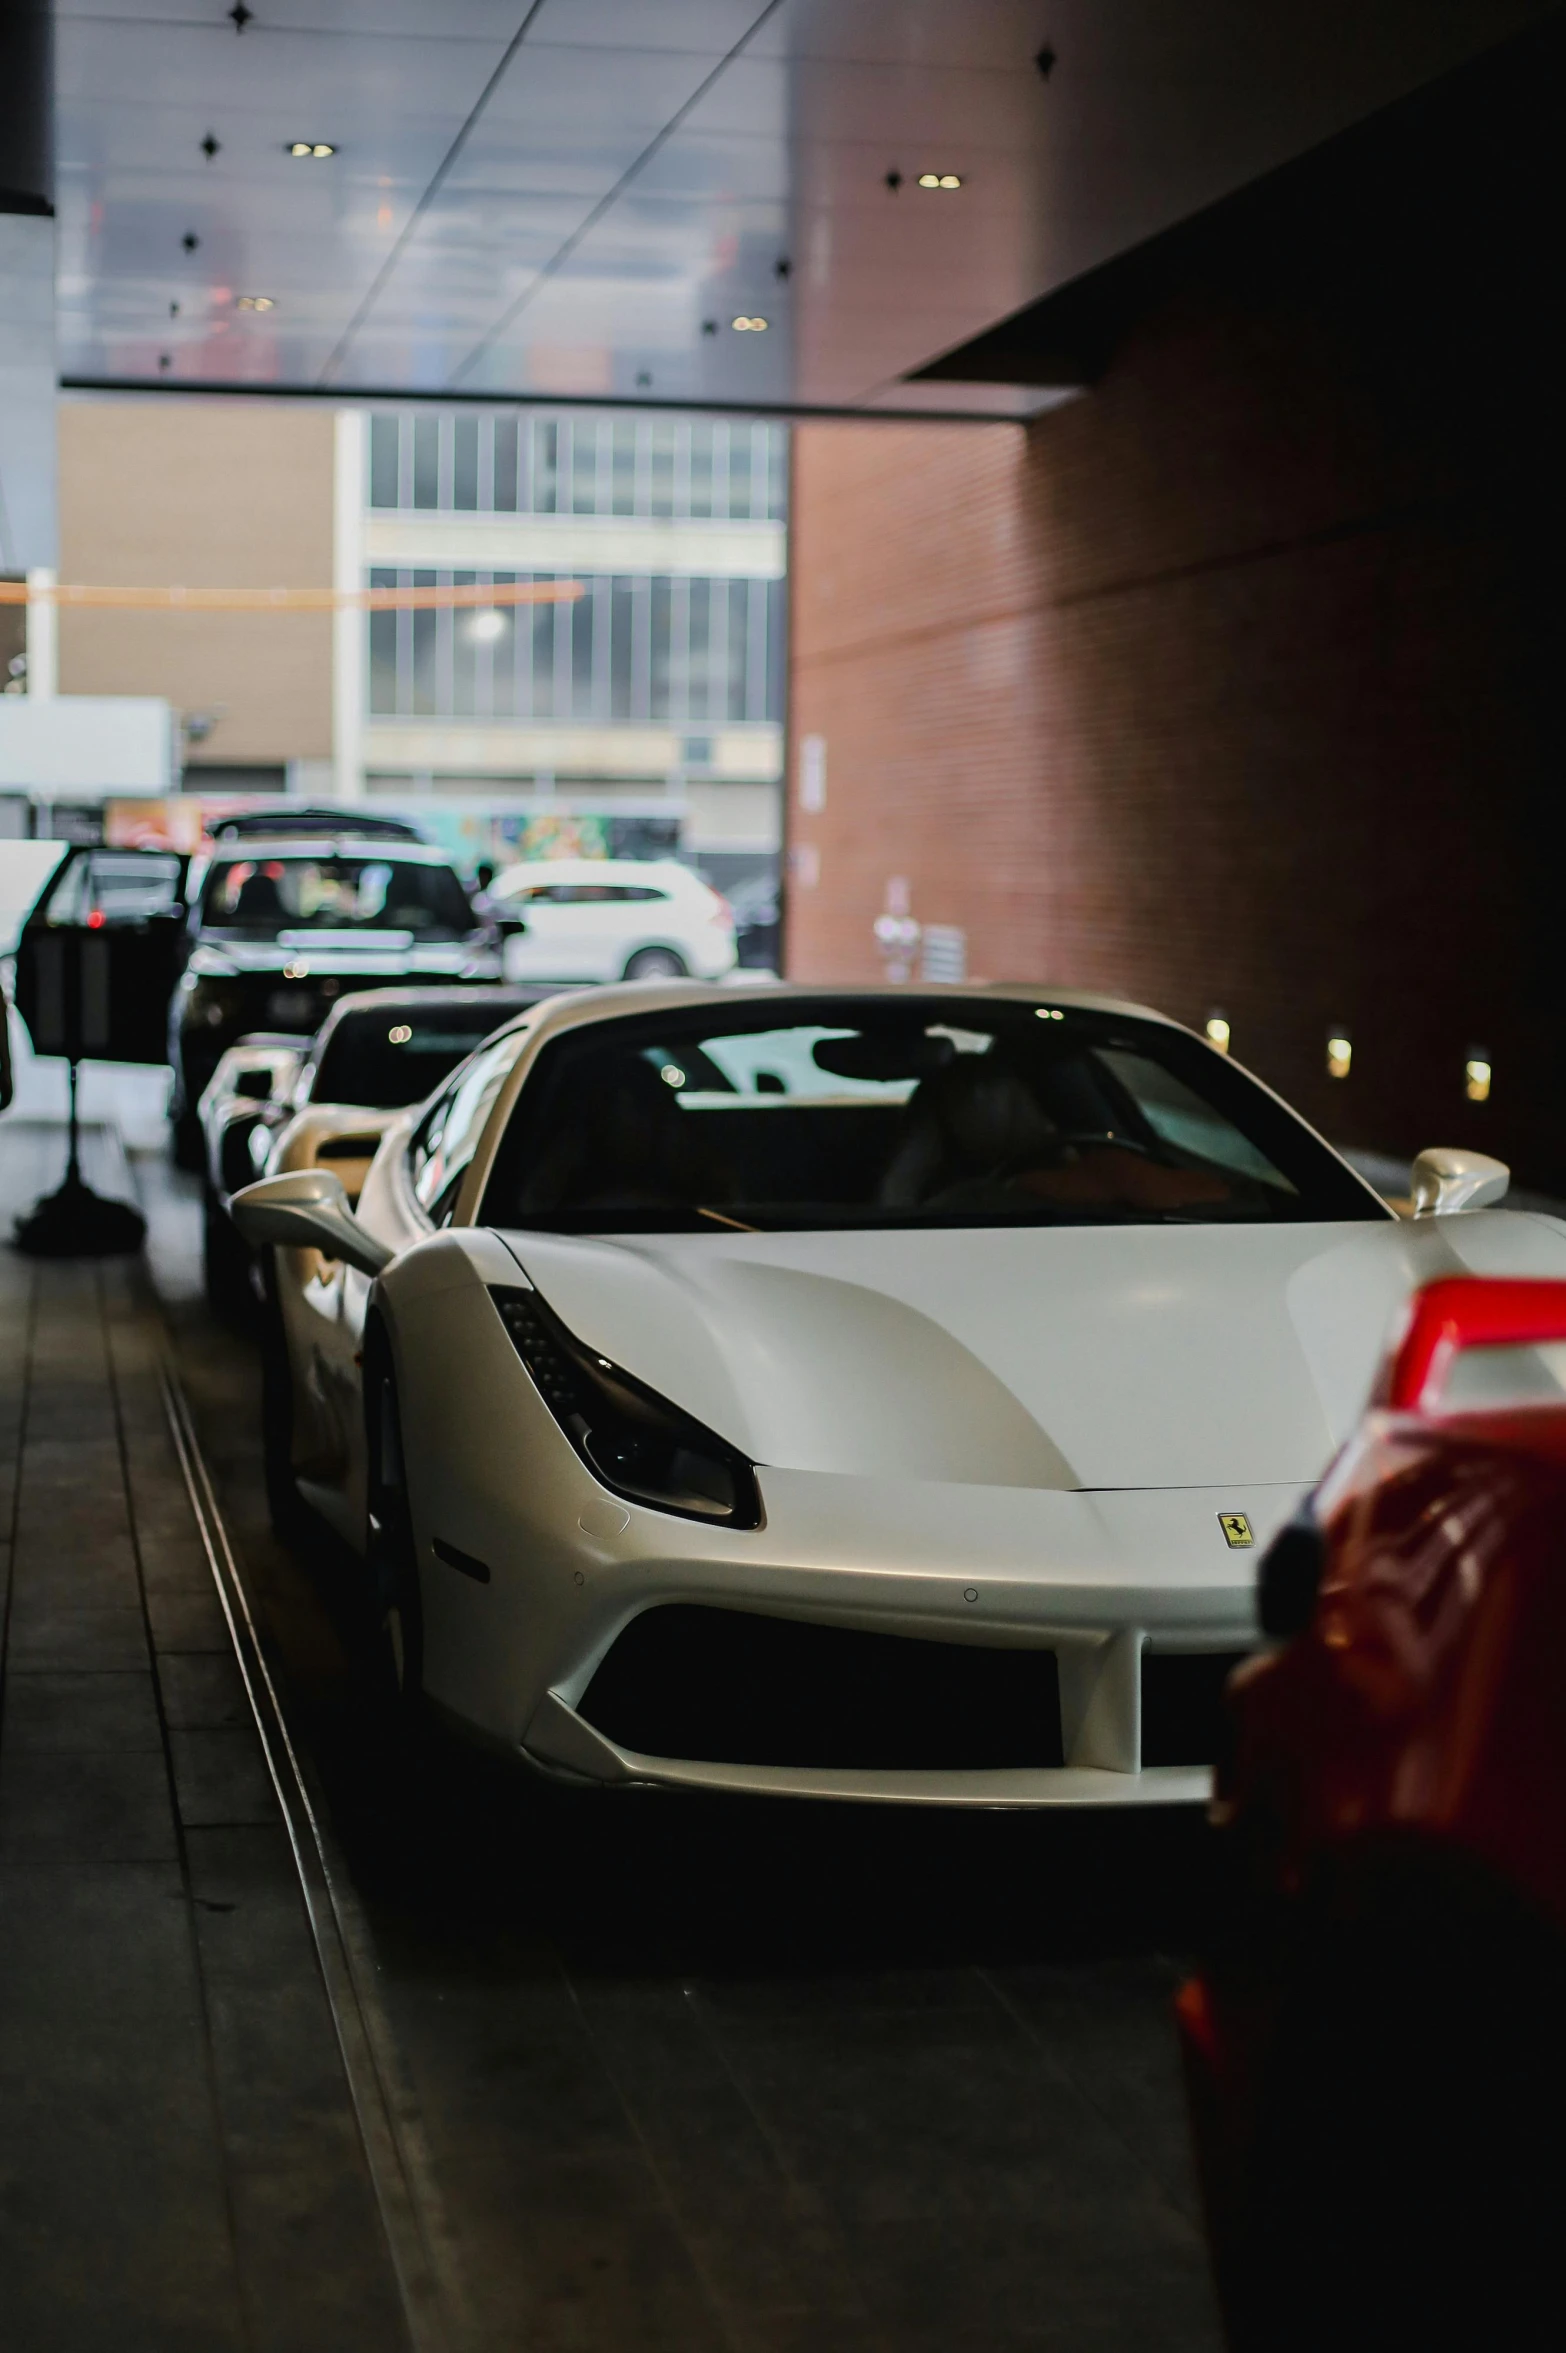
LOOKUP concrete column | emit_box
[332,408,366,799]
[24,563,55,695]
[0,0,57,580]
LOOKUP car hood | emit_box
[498,1212,1566,1491]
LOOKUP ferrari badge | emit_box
[1218,1512,1255,1549]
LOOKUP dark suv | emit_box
[169,836,511,1164]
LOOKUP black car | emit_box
[200,984,549,1315]
[169,836,519,1165]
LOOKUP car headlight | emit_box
[490,1286,761,1529]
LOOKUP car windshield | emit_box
[201,857,474,940]
[480,997,1386,1232]
[311,1004,523,1109]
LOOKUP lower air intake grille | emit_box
[579,1605,1065,1771]
[1140,1651,1246,1768]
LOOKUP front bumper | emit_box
[415,1398,1292,1804]
[523,1695,1215,1808]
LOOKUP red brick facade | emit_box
[787,27,1560,1183]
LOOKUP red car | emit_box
[1179,1277,1566,2353]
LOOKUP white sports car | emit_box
[233,981,1565,1807]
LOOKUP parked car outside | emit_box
[170,837,514,1166]
[489,858,737,984]
[1179,1275,1566,2352]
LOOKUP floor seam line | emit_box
[154,1333,459,2353]
[101,1261,261,2353]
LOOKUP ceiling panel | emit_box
[52,0,1556,415]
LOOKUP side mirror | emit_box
[1409,1147,1510,1217]
[231,1168,394,1277]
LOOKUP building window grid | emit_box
[632,573,652,723]
[366,406,785,720]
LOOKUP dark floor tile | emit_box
[10,1544,141,1608]
[0,1748,177,1862]
[689,1989,1219,2347]
[2,1668,163,1753]
[0,1860,247,2351]
[5,1600,150,1671]
[573,1975,874,2336]
[169,1726,278,1827]
[984,1960,1206,2225]
[149,1587,233,1653]
[184,1826,414,2353]
[842,2210,1218,2353]
[158,1650,252,1731]
[20,1437,125,1488]
[375,1964,734,2353]
[15,1495,136,1549]
[139,1532,221,1596]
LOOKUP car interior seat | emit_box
[521,1050,734,1213]
[878,1053,1061,1208]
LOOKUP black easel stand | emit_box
[14,1061,147,1258]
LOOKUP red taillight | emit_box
[1381,1276,1566,1414]
[87,909,106,929]
[710,893,735,928]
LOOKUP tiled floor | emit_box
[0,1122,409,2353]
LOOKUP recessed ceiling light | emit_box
[465,609,507,645]
[237,294,275,311]
[288,141,336,158]
[731,314,768,332]
[918,172,963,190]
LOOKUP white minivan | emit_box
[491,858,738,984]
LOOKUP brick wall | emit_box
[788,25,1561,1183]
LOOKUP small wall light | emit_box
[1326,1033,1353,1079]
[237,294,275,310]
[731,315,768,332]
[1205,1013,1231,1053]
[1465,1052,1493,1104]
[288,141,336,157]
[917,173,963,189]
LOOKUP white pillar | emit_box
[0,213,58,577]
[332,408,366,800]
[24,564,55,697]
